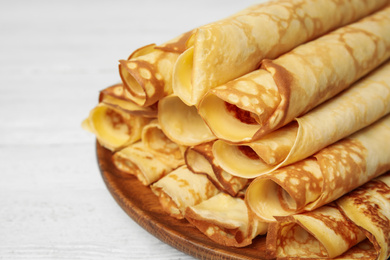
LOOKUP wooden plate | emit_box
[96,141,270,260]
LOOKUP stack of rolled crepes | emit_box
[83,0,390,258]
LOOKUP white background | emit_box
[1,1,264,259]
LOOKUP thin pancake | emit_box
[337,172,390,260]
[112,141,173,185]
[173,0,388,106]
[184,192,268,247]
[82,103,150,151]
[266,204,366,259]
[150,165,219,219]
[158,95,216,146]
[275,240,377,260]
[119,30,193,107]
[213,60,390,178]
[99,83,158,117]
[246,114,390,222]
[199,7,390,143]
[141,120,185,169]
[185,141,249,197]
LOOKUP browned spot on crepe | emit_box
[315,138,367,204]
[225,102,259,125]
[156,30,194,53]
[237,146,260,160]
[273,159,323,211]
[254,8,390,138]
[303,204,364,249]
[105,109,132,134]
[344,179,390,239]
[123,59,165,98]
[186,142,248,196]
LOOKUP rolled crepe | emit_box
[119,30,193,107]
[213,60,390,178]
[112,141,174,185]
[266,204,366,259]
[82,102,151,151]
[184,192,268,247]
[337,172,390,260]
[246,114,390,222]
[331,240,378,260]
[185,141,249,197]
[199,6,390,143]
[141,120,185,169]
[151,165,219,219]
[158,95,216,146]
[123,0,258,107]
[99,83,158,118]
[173,0,388,106]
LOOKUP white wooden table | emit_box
[1,1,263,259]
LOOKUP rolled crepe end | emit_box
[199,93,260,143]
[185,143,249,196]
[213,140,272,178]
[83,104,143,151]
[158,95,216,146]
[185,205,252,247]
[246,157,327,221]
[267,205,366,259]
[266,217,330,259]
[127,43,156,60]
[151,165,220,219]
[151,186,184,219]
[111,143,165,186]
[172,47,197,106]
[141,120,185,168]
[112,157,152,186]
[118,60,147,106]
[184,147,221,187]
[246,178,297,222]
[337,174,390,260]
[184,193,266,247]
[81,117,93,133]
[99,84,158,118]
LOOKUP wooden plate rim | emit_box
[96,141,269,260]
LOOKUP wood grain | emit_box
[97,141,270,260]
